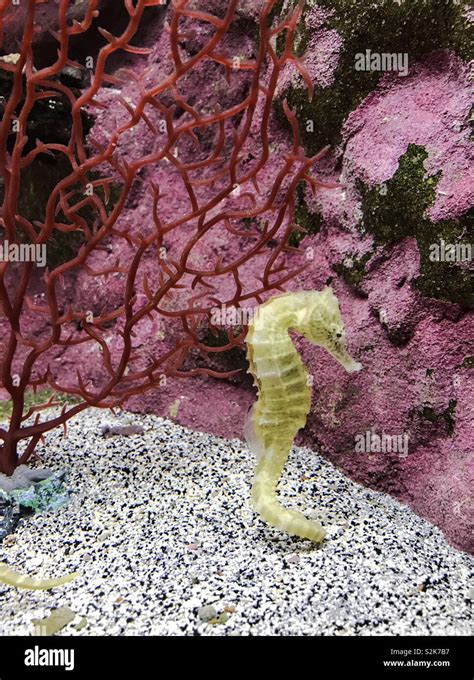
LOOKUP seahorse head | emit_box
[300,287,362,373]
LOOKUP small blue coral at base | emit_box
[0,470,71,513]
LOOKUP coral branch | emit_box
[0,0,331,474]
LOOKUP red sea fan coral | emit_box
[0,0,332,475]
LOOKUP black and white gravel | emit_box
[0,410,472,636]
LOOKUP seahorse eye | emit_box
[336,332,342,338]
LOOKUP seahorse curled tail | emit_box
[0,562,79,590]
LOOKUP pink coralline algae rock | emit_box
[294,238,473,554]
[288,55,472,554]
[341,51,473,222]
[276,5,343,96]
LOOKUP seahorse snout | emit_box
[344,357,363,373]
[329,343,362,374]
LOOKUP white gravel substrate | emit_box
[0,409,472,636]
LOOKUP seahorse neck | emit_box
[254,292,310,337]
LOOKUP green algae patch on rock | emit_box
[0,389,79,423]
[288,182,323,247]
[459,356,474,369]
[274,0,473,155]
[357,144,473,309]
[409,399,458,438]
[332,251,373,290]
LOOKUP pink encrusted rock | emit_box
[275,5,343,97]
[294,238,473,555]
[341,51,473,222]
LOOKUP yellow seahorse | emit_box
[0,562,79,590]
[244,287,362,542]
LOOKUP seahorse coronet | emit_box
[244,287,362,542]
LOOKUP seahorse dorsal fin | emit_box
[243,403,265,462]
